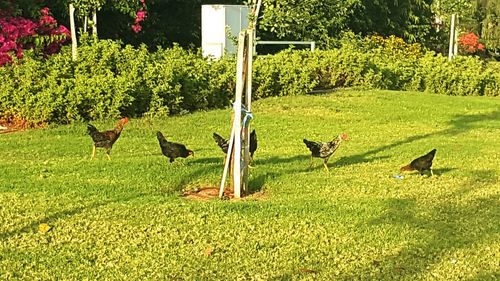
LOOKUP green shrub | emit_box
[483,62,500,97]
[1,36,498,125]
[417,53,491,96]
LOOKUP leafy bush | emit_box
[0,36,498,125]
[0,39,238,124]
[253,50,318,98]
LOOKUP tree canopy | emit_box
[1,0,499,53]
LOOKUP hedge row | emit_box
[0,36,498,124]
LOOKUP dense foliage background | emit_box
[1,0,499,52]
[1,0,499,125]
[0,35,498,125]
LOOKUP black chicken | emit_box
[156,131,194,163]
[303,133,348,172]
[400,149,436,175]
[213,129,257,161]
[213,132,229,154]
[87,117,129,160]
[249,129,257,159]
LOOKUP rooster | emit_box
[87,117,129,160]
[303,133,348,172]
[156,131,194,163]
[400,149,436,176]
[213,129,257,162]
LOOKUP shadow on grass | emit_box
[339,169,499,280]
[189,157,223,165]
[432,167,456,175]
[0,193,144,240]
[337,110,500,167]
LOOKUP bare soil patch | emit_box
[182,186,266,201]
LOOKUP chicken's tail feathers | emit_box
[86,123,99,135]
[156,131,166,143]
[400,164,415,172]
[303,139,314,147]
[212,132,227,145]
[428,148,437,157]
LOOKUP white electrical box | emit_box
[201,5,249,59]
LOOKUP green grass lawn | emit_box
[0,90,499,280]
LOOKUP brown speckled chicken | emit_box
[87,117,129,160]
[303,133,348,172]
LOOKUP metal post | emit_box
[448,14,456,61]
[69,4,77,61]
[92,11,98,37]
[232,31,247,198]
[453,15,459,56]
[242,30,253,194]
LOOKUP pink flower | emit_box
[15,48,23,59]
[57,25,71,38]
[0,40,16,52]
[131,24,142,33]
[0,8,71,65]
[40,7,50,16]
[0,53,13,66]
[136,10,146,21]
[39,15,57,27]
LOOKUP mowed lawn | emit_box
[0,90,499,280]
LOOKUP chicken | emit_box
[303,133,348,172]
[249,129,257,159]
[400,149,436,175]
[213,132,229,154]
[213,129,258,162]
[87,117,129,160]
[156,131,194,163]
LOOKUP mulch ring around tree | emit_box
[182,186,235,201]
[182,186,266,201]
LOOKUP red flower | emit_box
[458,32,485,54]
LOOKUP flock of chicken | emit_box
[87,118,437,175]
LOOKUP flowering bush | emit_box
[0,7,70,66]
[458,32,485,54]
[132,0,147,33]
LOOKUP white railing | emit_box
[256,40,316,52]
